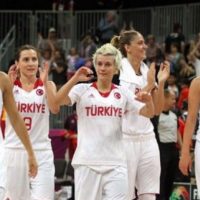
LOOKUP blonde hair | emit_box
[93,43,122,71]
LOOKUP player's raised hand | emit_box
[8,64,18,84]
[28,155,38,178]
[157,61,170,83]
[135,91,152,103]
[147,62,156,87]
[74,66,94,82]
[39,62,49,84]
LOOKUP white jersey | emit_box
[0,90,3,147]
[69,82,143,166]
[4,79,51,150]
[195,111,200,142]
[120,58,154,135]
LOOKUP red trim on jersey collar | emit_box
[14,79,43,89]
[91,82,117,97]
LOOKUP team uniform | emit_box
[68,82,144,200]
[0,90,7,200]
[3,79,54,200]
[120,58,160,200]
[194,112,200,196]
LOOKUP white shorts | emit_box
[195,141,200,197]
[74,165,128,200]
[123,133,160,199]
[0,146,6,189]
[4,148,55,200]
[0,146,7,200]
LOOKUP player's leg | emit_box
[74,165,102,200]
[123,138,139,200]
[30,150,55,200]
[4,149,30,200]
[102,166,128,200]
[136,136,160,198]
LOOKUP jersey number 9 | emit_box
[23,117,32,131]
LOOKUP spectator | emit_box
[79,33,97,59]
[51,59,68,90]
[146,34,162,65]
[37,27,62,54]
[165,22,185,54]
[96,10,119,44]
[168,42,184,77]
[64,105,77,160]
[66,47,82,80]
[178,58,195,81]
[166,73,179,99]
[52,0,71,11]
[177,77,193,111]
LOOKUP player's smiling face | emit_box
[95,54,117,82]
[16,49,39,77]
[125,33,147,61]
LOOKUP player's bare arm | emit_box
[142,62,156,93]
[152,61,170,115]
[56,67,93,106]
[179,77,200,176]
[39,61,60,114]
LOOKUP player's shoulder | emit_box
[72,83,92,95]
[116,84,129,91]
[190,76,200,89]
[74,82,92,89]
[114,84,132,97]
[0,71,9,81]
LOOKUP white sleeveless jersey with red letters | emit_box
[69,82,143,166]
[4,79,51,150]
[120,57,154,135]
[0,90,3,147]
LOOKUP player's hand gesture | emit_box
[135,91,152,103]
[28,155,38,178]
[74,66,94,82]
[157,61,170,83]
[179,153,192,176]
[39,62,49,84]
[147,62,156,88]
[8,64,18,84]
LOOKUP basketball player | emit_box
[179,76,200,196]
[0,72,37,200]
[111,30,170,200]
[55,43,155,200]
[4,44,59,200]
